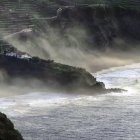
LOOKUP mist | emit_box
[0,3,139,73]
[0,6,140,98]
[2,22,140,73]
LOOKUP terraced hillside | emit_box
[0,0,140,36]
[0,0,58,36]
[0,0,34,36]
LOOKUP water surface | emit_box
[1,63,140,140]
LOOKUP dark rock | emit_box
[108,88,127,93]
[0,112,23,140]
[51,5,140,50]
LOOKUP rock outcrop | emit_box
[0,112,23,140]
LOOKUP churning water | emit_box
[1,63,140,140]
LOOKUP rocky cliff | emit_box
[50,5,140,50]
[0,40,122,93]
[0,112,23,140]
[1,3,140,51]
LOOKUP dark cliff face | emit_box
[0,41,97,90]
[0,112,23,140]
[51,6,140,50]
